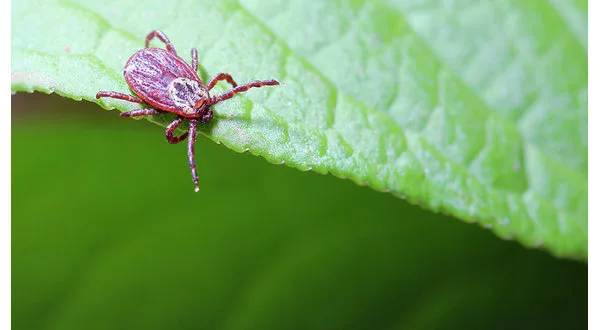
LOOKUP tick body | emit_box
[96,30,280,192]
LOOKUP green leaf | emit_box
[11,0,588,259]
[12,96,587,330]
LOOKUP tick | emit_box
[96,30,280,192]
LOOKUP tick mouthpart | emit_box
[194,99,205,109]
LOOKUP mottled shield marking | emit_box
[167,78,209,115]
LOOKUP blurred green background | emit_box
[12,93,586,329]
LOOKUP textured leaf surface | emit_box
[11,0,588,258]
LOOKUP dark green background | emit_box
[12,93,586,329]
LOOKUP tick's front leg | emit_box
[187,119,199,192]
[211,79,280,104]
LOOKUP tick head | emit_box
[193,94,213,123]
[198,108,213,123]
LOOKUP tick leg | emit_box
[96,91,145,104]
[191,48,198,73]
[207,73,238,90]
[166,117,189,144]
[120,109,161,118]
[187,119,200,192]
[211,79,280,104]
[145,30,177,54]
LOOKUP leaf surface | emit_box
[11,0,588,258]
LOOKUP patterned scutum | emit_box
[168,78,209,116]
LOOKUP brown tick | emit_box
[96,30,280,192]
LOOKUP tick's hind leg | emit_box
[207,73,238,90]
[191,48,198,73]
[211,79,280,104]
[145,30,177,54]
[96,91,145,104]
[120,109,161,118]
[187,119,200,192]
[166,117,189,144]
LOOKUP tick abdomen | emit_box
[124,48,201,111]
